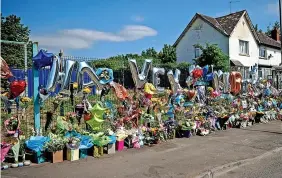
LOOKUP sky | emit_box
[2,0,280,59]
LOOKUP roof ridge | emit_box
[197,13,227,34]
[215,9,246,19]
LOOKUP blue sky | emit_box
[2,0,280,58]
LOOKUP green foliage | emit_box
[91,44,179,71]
[1,14,33,68]
[193,43,229,72]
[141,47,158,58]
[158,44,176,63]
[265,21,280,37]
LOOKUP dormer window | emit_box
[259,47,266,59]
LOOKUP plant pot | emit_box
[25,149,46,164]
[105,143,115,154]
[79,149,88,159]
[116,140,124,151]
[49,150,63,163]
[67,149,79,161]
[93,146,103,158]
[182,130,191,138]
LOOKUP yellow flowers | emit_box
[83,87,91,94]
[20,97,31,103]
[73,82,78,89]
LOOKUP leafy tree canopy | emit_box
[193,43,229,72]
[1,14,33,68]
[265,21,280,37]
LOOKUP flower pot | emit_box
[93,146,103,158]
[79,149,88,159]
[49,150,63,163]
[116,140,124,151]
[182,130,191,138]
[67,149,79,161]
[105,143,115,154]
[25,150,46,164]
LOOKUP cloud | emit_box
[267,2,279,16]
[131,15,144,22]
[31,25,157,50]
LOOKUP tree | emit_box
[265,21,280,37]
[158,44,176,63]
[1,14,33,68]
[193,43,229,72]
[141,47,158,58]
[254,24,258,31]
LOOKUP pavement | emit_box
[1,120,282,178]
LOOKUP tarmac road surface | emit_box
[2,120,282,178]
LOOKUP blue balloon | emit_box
[95,68,114,84]
[203,65,209,77]
[205,73,214,82]
[32,50,54,69]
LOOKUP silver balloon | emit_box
[152,67,165,92]
[197,85,206,104]
[60,60,76,95]
[128,59,152,88]
[167,69,181,94]
[188,65,195,74]
[212,71,219,91]
[76,61,103,93]
[186,76,193,89]
[45,56,61,92]
[222,72,229,93]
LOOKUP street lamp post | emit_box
[279,0,282,65]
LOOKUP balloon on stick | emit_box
[128,59,152,89]
[152,67,165,92]
[167,69,181,95]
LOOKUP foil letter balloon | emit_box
[60,59,76,95]
[167,69,181,94]
[152,67,165,92]
[229,71,242,95]
[128,59,152,89]
[222,72,230,93]
[212,71,219,91]
[76,61,103,93]
[45,56,61,92]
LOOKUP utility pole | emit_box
[229,0,240,14]
[279,0,282,65]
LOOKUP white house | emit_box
[173,10,281,80]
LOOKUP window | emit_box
[259,47,266,58]
[195,47,201,58]
[239,40,249,55]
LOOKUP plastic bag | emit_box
[1,143,11,162]
[79,135,94,149]
[25,136,49,152]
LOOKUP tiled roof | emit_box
[173,10,281,49]
[197,14,227,35]
[257,31,281,49]
[215,10,245,35]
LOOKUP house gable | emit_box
[175,16,229,63]
[229,14,259,67]
[173,13,228,48]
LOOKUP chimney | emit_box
[271,27,280,41]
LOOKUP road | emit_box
[2,120,282,178]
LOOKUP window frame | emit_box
[194,47,201,58]
[259,47,267,59]
[239,40,249,55]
